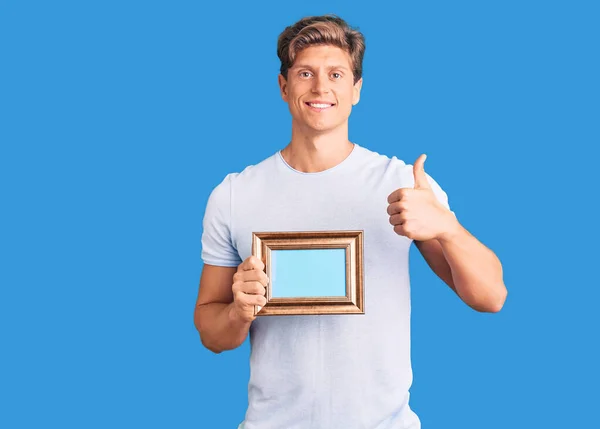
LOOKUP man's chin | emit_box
[301,120,344,134]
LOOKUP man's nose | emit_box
[311,73,331,94]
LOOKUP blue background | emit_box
[1,0,599,428]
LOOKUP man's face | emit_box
[278,45,363,134]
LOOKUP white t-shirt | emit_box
[201,143,452,429]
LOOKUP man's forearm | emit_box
[195,302,251,353]
[438,223,507,312]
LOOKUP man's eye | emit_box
[300,71,312,78]
[332,72,342,79]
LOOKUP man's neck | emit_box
[281,123,354,173]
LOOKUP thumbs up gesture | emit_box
[387,154,456,241]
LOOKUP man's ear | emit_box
[278,74,288,102]
[352,77,363,105]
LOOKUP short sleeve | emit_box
[200,174,243,267]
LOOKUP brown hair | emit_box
[277,15,366,84]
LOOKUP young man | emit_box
[195,15,507,429]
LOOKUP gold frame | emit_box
[251,230,364,316]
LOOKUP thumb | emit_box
[413,154,431,189]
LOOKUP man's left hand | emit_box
[387,154,457,241]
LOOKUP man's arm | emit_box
[194,264,248,353]
[387,154,507,313]
[194,257,268,354]
[414,224,507,312]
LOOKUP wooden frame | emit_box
[251,230,364,316]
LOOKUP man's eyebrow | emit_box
[292,64,351,71]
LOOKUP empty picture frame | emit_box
[251,230,364,316]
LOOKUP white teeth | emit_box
[309,103,332,108]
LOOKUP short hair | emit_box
[277,15,366,84]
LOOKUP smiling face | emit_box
[278,45,363,135]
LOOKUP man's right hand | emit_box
[229,256,269,324]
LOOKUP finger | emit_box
[393,224,410,237]
[242,281,266,296]
[238,291,266,308]
[387,201,408,216]
[413,154,431,189]
[252,295,267,307]
[240,255,265,272]
[252,270,270,286]
[387,187,410,204]
[233,279,266,296]
[236,269,269,286]
[393,224,406,236]
[389,213,408,226]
